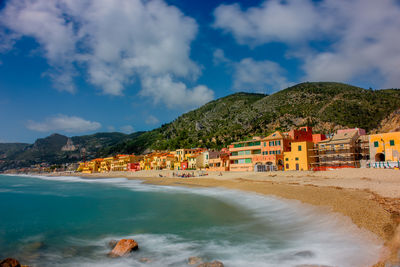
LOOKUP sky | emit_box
[1,0,400,143]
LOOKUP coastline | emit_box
[47,169,400,266]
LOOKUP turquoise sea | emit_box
[0,174,382,267]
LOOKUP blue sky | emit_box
[1,0,400,143]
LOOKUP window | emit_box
[286,164,289,169]
[269,141,274,146]
[277,140,281,146]
[231,152,238,156]
[298,145,302,151]
[374,141,379,148]
[264,142,266,147]
[295,157,299,161]
[245,158,252,164]
[277,150,281,154]
[285,158,288,161]
[390,140,395,146]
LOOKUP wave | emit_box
[5,174,384,267]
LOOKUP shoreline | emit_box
[45,169,400,266]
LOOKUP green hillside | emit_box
[1,82,400,170]
[111,82,400,154]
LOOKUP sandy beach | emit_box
[50,168,400,266]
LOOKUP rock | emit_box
[108,239,138,258]
[139,257,151,263]
[197,260,224,267]
[188,256,203,265]
[108,240,118,249]
[0,258,21,267]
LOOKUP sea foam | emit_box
[6,174,384,267]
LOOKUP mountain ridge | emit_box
[1,82,400,170]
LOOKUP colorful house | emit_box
[369,132,400,162]
[229,137,262,171]
[284,141,315,171]
[208,149,230,171]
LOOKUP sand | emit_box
[50,168,400,266]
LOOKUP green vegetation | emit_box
[1,82,400,170]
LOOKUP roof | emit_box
[319,129,359,145]
[263,131,284,141]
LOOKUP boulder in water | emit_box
[188,256,203,265]
[197,260,224,267]
[0,258,21,267]
[108,239,138,257]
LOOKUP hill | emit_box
[1,82,400,170]
[110,82,400,154]
[0,132,143,171]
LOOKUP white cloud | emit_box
[233,58,293,93]
[213,49,293,93]
[213,0,319,45]
[214,0,400,88]
[26,114,101,133]
[140,74,214,110]
[120,125,134,134]
[0,0,213,107]
[145,115,160,125]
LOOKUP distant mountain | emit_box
[0,132,144,171]
[110,82,400,154]
[1,82,400,171]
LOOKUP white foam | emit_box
[5,174,384,266]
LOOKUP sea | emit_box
[0,174,383,267]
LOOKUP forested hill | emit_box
[2,82,400,170]
[102,82,400,155]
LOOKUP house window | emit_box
[390,140,395,146]
[374,141,379,147]
[277,150,281,154]
[285,158,288,161]
[277,140,281,146]
[264,142,266,147]
[245,158,252,164]
[295,157,299,161]
[286,164,289,169]
[298,145,302,151]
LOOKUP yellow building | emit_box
[111,154,135,171]
[99,157,114,172]
[369,132,400,162]
[284,141,315,171]
[81,158,102,173]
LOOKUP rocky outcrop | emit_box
[0,258,21,267]
[197,260,224,267]
[188,256,203,265]
[108,239,138,257]
[374,108,400,133]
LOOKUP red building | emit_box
[127,162,141,172]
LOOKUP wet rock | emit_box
[139,257,151,263]
[197,260,224,267]
[0,258,21,267]
[108,240,118,249]
[188,256,203,265]
[108,239,138,258]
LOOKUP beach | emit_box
[50,168,400,266]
